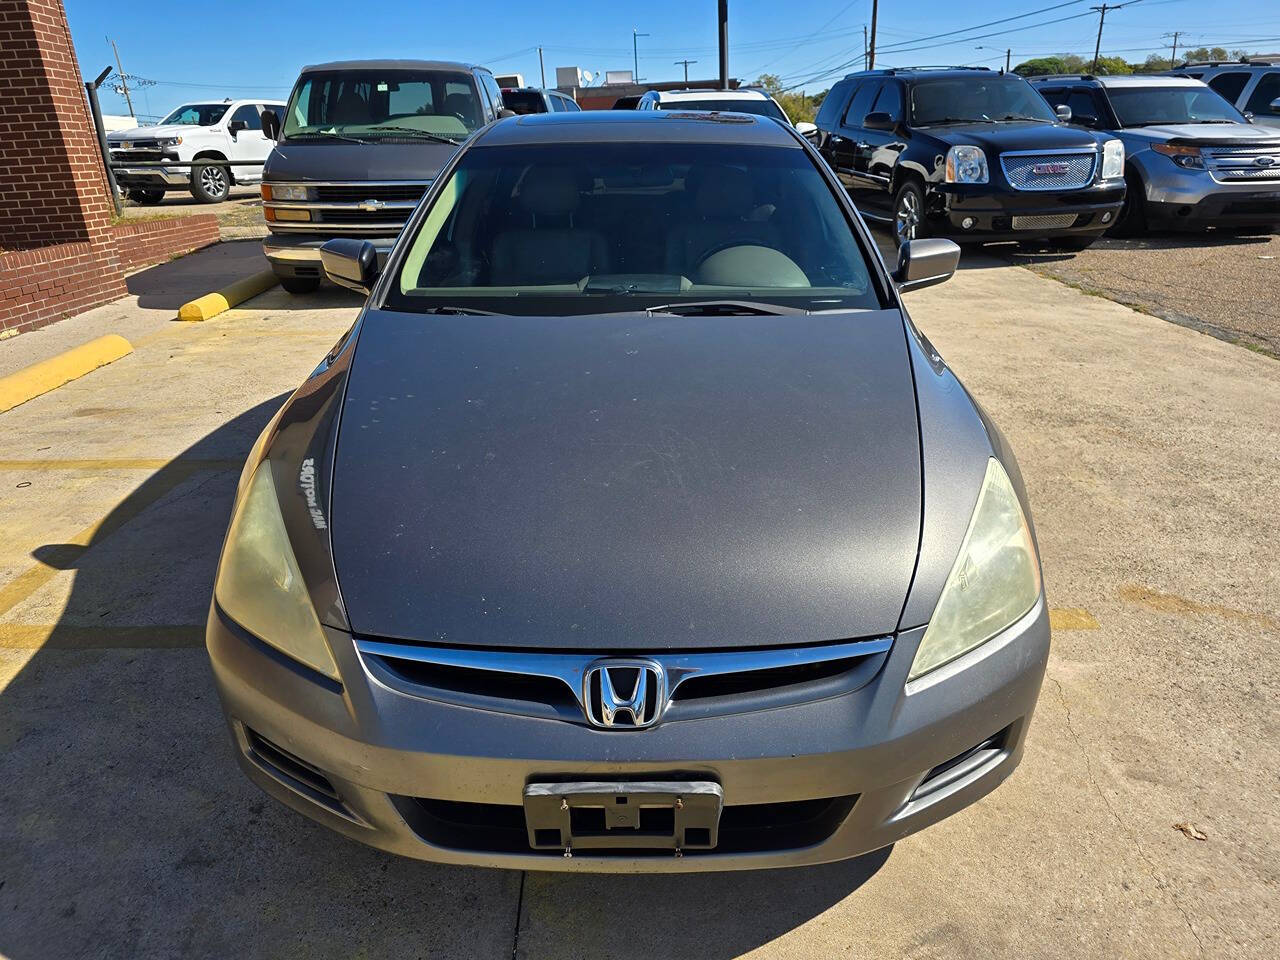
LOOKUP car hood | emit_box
[330,308,923,650]
[1122,123,1280,145]
[107,123,213,142]
[263,139,459,181]
[924,121,1102,152]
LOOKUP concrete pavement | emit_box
[0,247,1276,959]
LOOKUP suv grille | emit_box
[1000,150,1097,191]
[1203,145,1280,182]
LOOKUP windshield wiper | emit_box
[996,115,1046,122]
[367,126,461,145]
[919,116,989,126]
[287,130,369,144]
[644,300,805,317]
[418,305,499,315]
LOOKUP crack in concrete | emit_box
[1046,673,1208,957]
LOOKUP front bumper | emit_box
[262,233,399,280]
[929,180,1126,239]
[206,597,1051,872]
[114,166,190,188]
[1137,154,1280,227]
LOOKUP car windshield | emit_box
[1107,86,1245,126]
[386,140,881,316]
[661,98,788,122]
[502,91,547,115]
[160,103,229,126]
[910,77,1056,125]
[281,69,483,140]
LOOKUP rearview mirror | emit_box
[893,238,960,293]
[863,111,895,132]
[261,108,280,141]
[794,120,818,138]
[320,238,379,295]
[1054,104,1072,122]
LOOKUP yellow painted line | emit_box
[177,269,279,322]
[1049,607,1100,631]
[0,334,133,414]
[0,458,240,471]
[0,624,204,650]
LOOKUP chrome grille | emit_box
[264,180,431,235]
[1203,145,1280,182]
[1011,213,1079,230]
[315,183,429,202]
[1000,149,1097,191]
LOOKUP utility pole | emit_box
[1090,2,1137,74]
[538,46,546,88]
[863,25,868,69]
[1164,31,1181,68]
[868,0,879,70]
[1005,48,1012,72]
[108,37,134,117]
[674,59,698,84]
[633,28,649,82]
[718,0,729,90]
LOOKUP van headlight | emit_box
[214,461,340,680]
[1101,139,1125,179]
[945,145,989,184]
[908,458,1042,682]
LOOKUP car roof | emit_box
[651,88,772,100]
[473,110,800,147]
[842,67,999,82]
[299,59,482,74]
[1030,75,1208,89]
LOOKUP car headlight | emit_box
[909,458,1042,682]
[1101,138,1125,179]
[1151,142,1203,170]
[161,136,183,147]
[269,183,309,201]
[945,145,989,184]
[214,460,340,680]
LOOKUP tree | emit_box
[754,74,822,123]
[1093,56,1133,75]
[1180,46,1249,64]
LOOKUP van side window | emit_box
[1207,72,1250,103]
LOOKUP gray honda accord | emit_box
[206,110,1050,871]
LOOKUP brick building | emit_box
[0,0,218,338]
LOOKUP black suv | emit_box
[814,67,1127,247]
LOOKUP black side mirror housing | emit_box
[497,108,518,119]
[1054,104,1072,122]
[227,119,247,136]
[320,238,379,295]
[1271,97,1280,114]
[261,108,280,141]
[1074,113,1099,127]
[893,238,961,293]
[863,111,896,132]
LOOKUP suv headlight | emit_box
[1151,142,1203,169]
[161,136,182,147]
[945,145,989,184]
[214,461,340,680]
[269,184,309,201]
[1101,138,1125,179]
[909,458,1042,682]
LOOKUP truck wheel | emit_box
[1108,172,1147,237]
[279,276,320,295]
[892,180,927,245]
[190,161,231,203]
[127,188,165,205]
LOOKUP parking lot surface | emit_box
[1,245,1277,959]
[119,187,268,240]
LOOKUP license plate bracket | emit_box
[523,780,723,855]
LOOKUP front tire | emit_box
[190,160,231,203]
[1108,171,1147,237]
[279,276,320,295]
[892,180,927,245]
[127,188,165,206]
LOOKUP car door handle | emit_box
[854,141,870,150]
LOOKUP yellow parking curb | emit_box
[177,269,279,322]
[0,334,133,414]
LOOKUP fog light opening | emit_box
[1101,211,1112,223]
[961,216,976,230]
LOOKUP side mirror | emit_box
[320,238,379,295]
[1271,97,1280,114]
[1243,111,1255,122]
[794,120,818,138]
[863,111,895,132]
[227,119,247,136]
[497,108,517,119]
[892,238,960,293]
[261,108,280,141]
[1055,104,1072,122]
[1074,113,1099,127]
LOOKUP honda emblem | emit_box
[582,659,666,729]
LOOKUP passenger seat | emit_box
[490,167,610,285]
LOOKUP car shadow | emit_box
[125,239,275,311]
[0,396,889,959]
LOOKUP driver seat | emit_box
[490,167,610,285]
[664,165,779,276]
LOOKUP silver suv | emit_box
[1169,59,1280,129]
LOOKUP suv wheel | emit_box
[127,188,165,206]
[279,276,320,295]
[893,180,927,244]
[190,161,231,203]
[1108,172,1147,237]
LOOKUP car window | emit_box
[476,78,495,119]
[282,69,482,139]
[552,94,570,113]
[1244,72,1280,115]
[910,76,1056,125]
[481,73,505,115]
[503,91,546,115]
[842,81,879,129]
[815,79,854,128]
[230,104,262,130]
[660,98,789,122]
[1107,86,1244,126]
[563,96,582,113]
[1207,72,1250,103]
[160,103,230,126]
[1065,90,1105,125]
[870,80,903,121]
[388,141,882,315]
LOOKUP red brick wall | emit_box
[110,215,220,271]
[0,240,127,335]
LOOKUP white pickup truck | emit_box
[107,99,285,204]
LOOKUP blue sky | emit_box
[69,0,1280,121]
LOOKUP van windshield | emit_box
[910,77,1057,125]
[385,140,881,316]
[282,70,484,140]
